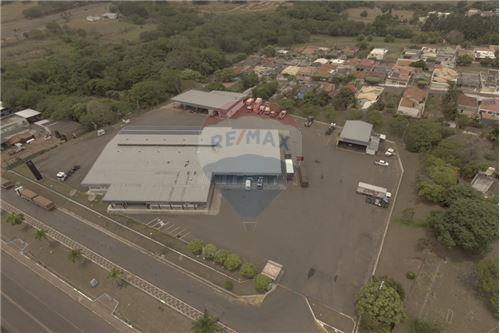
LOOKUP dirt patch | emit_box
[376,146,498,333]
[1,215,192,333]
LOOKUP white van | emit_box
[245,178,252,191]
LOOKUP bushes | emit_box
[188,239,204,255]
[240,263,257,279]
[404,119,443,153]
[224,280,234,291]
[476,258,499,316]
[406,271,416,280]
[224,254,242,272]
[214,249,229,265]
[203,244,217,260]
[254,274,272,293]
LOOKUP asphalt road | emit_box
[2,191,318,333]
[1,251,117,333]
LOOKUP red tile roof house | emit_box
[397,86,427,118]
[385,65,414,87]
[478,98,499,123]
[457,94,479,118]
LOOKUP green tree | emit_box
[360,10,368,18]
[34,228,48,241]
[68,249,83,263]
[6,212,24,226]
[188,239,204,255]
[428,198,498,253]
[404,120,443,152]
[333,88,355,110]
[254,274,272,293]
[442,84,459,120]
[384,34,395,43]
[262,45,276,57]
[240,72,259,89]
[240,262,257,279]
[418,180,447,204]
[223,254,241,271]
[203,244,217,261]
[388,116,409,138]
[410,60,427,70]
[476,258,499,316]
[214,249,228,265]
[192,309,222,333]
[456,54,473,66]
[253,81,278,100]
[107,267,124,285]
[357,278,406,332]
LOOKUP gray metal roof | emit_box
[171,89,246,111]
[340,120,373,145]
[82,127,282,203]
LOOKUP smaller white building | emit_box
[367,48,388,61]
[474,49,496,60]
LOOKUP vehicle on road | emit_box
[245,178,252,191]
[297,164,309,187]
[15,186,55,211]
[365,196,389,208]
[304,116,314,127]
[374,160,389,167]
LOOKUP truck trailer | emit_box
[356,182,391,199]
[15,187,56,211]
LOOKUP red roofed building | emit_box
[479,98,499,122]
[457,94,478,118]
[397,86,427,118]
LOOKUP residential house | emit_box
[385,65,413,87]
[458,72,481,93]
[480,70,499,95]
[253,65,275,78]
[367,48,388,61]
[295,46,319,58]
[281,66,301,77]
[356,86,384,110]
[366,65,389,83]
[297,66,317,81]
[401,48,421,60]
[397,86,427,118]
[313,58,330,66]
[430,67,458,92]
[478,98,499,122]
[342,46,359,59]
[435,47,457,68]
[395,58,414,67]
[466,8,482,16]
[421,47,438,62]
[344,83,357,94]
[318,82,336,96]
[474,48,496,60]
[457,94,478,118]
[332,64,354,79]
[315,64,337,80]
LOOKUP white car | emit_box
[384,148,395,157]
[245,178,252,191]
[374,160,389,167]
[56,171,67,180]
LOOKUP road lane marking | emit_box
[1,291,55,333]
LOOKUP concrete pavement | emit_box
[2,190,319,333]
[1,250,119,333]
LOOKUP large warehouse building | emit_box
[82,126,283,212]
[338,120,380,155]
[171,89,247,118]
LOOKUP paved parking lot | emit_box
[129,116,400,316]
[28,104,401,317]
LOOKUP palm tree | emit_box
[68,248,82,263]
[192,310,222,333]
[107,267,123,285]
[34,228,48,241]
[6,212,24,226]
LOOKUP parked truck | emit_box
[15,186,55,211]
[297,163,309,188]
[356,182,391,200]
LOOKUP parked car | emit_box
[56,171,67,181]
[257,177,264,189]
[374,160,389,167]
[384,148,395,157]
[245,178,252,191]
[325,122,336,135]
[366,196,389,208]
[304,116,314,127]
